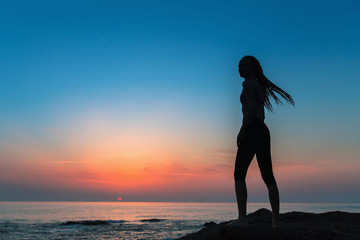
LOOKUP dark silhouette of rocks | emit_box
[178,208,360,240]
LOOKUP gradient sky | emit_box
[1,0,360,202]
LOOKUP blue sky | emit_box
[1,0,360,202]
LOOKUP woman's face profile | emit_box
[238,59,253,78]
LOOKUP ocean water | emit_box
[0,202,359,240]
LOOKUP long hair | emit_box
[239,56,295,112]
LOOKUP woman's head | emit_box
[238,55,295,111]
[238,56,263,78]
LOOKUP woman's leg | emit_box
[234,132,255,220]
[234,180,247,220]
[255,123,279,227]
[268,183,279,227]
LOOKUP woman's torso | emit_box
[240,80,265,122]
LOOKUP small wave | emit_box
[13,219,28,222]
[106,220,127,224]
[140,218,164,222]
[60,219,127,226]
[61,220,109,226]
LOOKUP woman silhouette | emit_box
[233,56,294,227]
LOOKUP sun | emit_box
[117,197,122,201]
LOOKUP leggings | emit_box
[234,118,276,187]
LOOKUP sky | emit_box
[1,0,360,203]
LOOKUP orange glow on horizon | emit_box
[2,129,360,199]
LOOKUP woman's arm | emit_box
[242,80,258,127]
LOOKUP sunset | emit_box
[1,1,360,239]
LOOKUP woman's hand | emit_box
[237,129,246,147]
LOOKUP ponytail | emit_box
[258,73,295,112]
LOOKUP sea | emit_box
[0,202,359,240]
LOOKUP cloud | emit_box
[52,161,74,164]
[51,160,102,165]
[45,127,63,134]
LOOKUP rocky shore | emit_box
[178,208,360,240]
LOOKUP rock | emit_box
[204,221,217,227]
[178,209,360,240]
